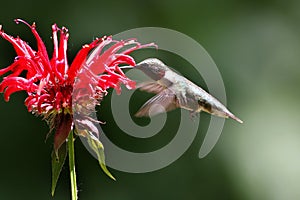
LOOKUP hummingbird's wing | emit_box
[136,81,166,94]
[135,88,179,117]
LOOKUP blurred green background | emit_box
[1,0,300,199]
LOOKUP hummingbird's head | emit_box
[135,58,169,81]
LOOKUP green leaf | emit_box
[86,133,116,180]
[51,142,67,196]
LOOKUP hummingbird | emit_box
[134,58,243,123]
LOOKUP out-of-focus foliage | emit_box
[1,0,300,199]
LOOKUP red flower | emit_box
[0,19,154,153]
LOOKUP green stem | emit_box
[68,131,77,200]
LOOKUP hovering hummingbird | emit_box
[134,58,243,123]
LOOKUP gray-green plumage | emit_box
[135,58,243,123]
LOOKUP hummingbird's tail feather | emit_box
[226,112,243,124]
[205,99,243,124]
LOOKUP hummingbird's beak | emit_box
[119,65,134,69]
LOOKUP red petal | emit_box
[110,54,136,67]
[3,85,23,101]
[37,94,51,113]
[15,19,51,66]
[68,38,104,82]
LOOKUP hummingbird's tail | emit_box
[208,103,243,124]
[226,112,243,124]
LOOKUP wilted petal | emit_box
[53,113,73,154]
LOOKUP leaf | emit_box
[51,142,67,196]
[86,133,116,180]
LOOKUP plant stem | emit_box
[68,131,77,200]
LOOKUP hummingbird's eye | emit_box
[198,99,212,112]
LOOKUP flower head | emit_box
[0,19,154,152]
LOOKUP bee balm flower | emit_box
[0,19,154,153]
